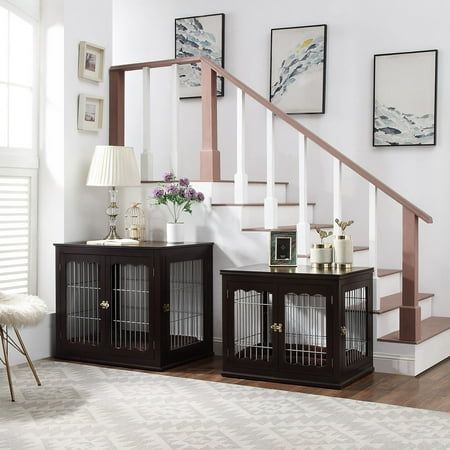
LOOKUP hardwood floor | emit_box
[161,356,450,413]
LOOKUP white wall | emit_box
[112,0,450,318]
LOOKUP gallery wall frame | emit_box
[174,13,225,99]
[270,24,327,115]
[373,49,438,147]
[78,41,105,82]
[78,94,104,132]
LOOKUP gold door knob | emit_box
[270,323,283,333]
[100,300,110,310]
[340,325,347,336]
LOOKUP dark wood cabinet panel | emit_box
[55,242,213,370]
[221,265,373,389]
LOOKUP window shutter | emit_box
[0,175,31,294]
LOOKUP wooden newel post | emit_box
[399,207,421,341]
[109,69,125,146]
[201,63,220,181]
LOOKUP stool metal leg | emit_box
[13,327,41,387]
[0,326,15,402]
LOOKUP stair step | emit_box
[373,292,433,314]
[378,317,450,344]
[242,224,333,232]
[378,268,401,277]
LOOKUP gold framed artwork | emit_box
[77,95,104,131]
[269,231,297,267]
[78,41,105,82]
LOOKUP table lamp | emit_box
[86,145,140,240]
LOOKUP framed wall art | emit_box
[270,231,297,267]
[77,94,104,131]
[270,24,327,114]
[175,13,225,99]
[78,41,105,82]
[373,50,437,147]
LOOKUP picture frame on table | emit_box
[270,231,297,267]
[77,94,104,131]
[78,41,105,82]
[175,13,225,99]
[373,49,437,147]
[270,24,327,114]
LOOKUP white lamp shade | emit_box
[86,145,141,186]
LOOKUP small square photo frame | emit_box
[77,94,104,131]
[78,41,105,82]
[270,231,297,267]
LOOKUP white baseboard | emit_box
[213,337,223,356]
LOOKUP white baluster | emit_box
[297,134,310,261]
[141,67,153,180]
[264,110,278,229]
[369,184,380,309]
[234,88,248,203]
[333,159,342,236]
[171,64,180,176]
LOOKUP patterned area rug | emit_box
[0,360,449,449]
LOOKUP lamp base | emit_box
[104,227,121,240]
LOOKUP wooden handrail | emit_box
[109,56,432,223]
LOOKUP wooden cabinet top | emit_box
[55,241,213,251]
[221,264,373,279]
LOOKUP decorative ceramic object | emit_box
[152,172,205,243]
[310,228,333,269]
[166,222,185,243]
[333,219,354,269]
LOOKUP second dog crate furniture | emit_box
[55,241,213,370]
[221,265,373,388]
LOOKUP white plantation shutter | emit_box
[0,175,32,294]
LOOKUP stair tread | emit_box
[374,292,434,314]
[378,317,450,344]
[212,202,316,206]
[242,224,333,232]
[378,268,402,277]
[141,179,289,185]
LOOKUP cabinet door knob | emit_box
[100,300,110,310]
[270,323,283,333]
[340,325,347,336]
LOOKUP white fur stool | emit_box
[0,291,47,401]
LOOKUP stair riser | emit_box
[374,297,433,338]
[241,205,314,228]
[191,182,287,204]
[378,273,402,298]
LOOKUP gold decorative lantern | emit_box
[125,202,145,241]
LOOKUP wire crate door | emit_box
[60,254,106,349]
[225,283,277,369]
[109,257,154,358]
[278,287,333,375]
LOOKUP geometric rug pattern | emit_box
[1,360,450,449]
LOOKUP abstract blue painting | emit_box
[270,25,327,114]
[175,13,224,99]
[373,50,437,147]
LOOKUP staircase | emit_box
[111,56,450,376]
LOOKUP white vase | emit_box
[166,222,184,243]
[310,244,333,269]
[333,235,353,268]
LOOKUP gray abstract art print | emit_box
[270,24,327,114]
[175,13,224,99]
[373,50,437,147]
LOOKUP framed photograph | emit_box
[77,95,104,131]
[175,13,225,99]
[270,24,327,114]
[373,50,437,147]
[270,231,297,267]
[78,41,105,82]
